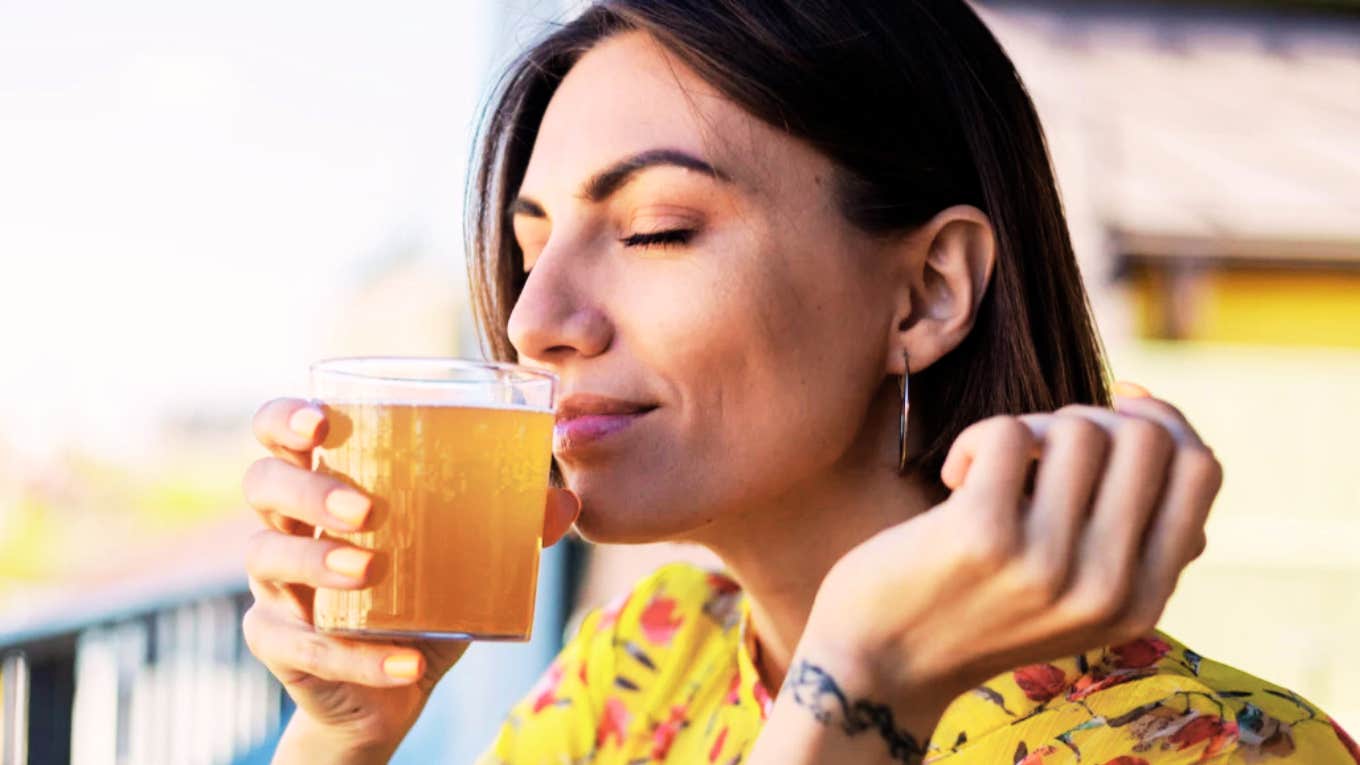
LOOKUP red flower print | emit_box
[578,656,589,686]
[1067,667,1156,701]
[709,725,729,763]
[1111,637,1172,669]
[529,660,566,714]
[1101,758,1149,765]
[1331,718,1360,764]
[640,594,684,646]
[597,696,632,748]
[650,704,688,760]
[1013,663,1068,703]
[753,679,773,720]
[724,671,741,705]
[1168,715,1238,760]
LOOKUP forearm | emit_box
[745,644,945,765]
[271,711,400,765]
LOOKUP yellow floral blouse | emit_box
[477,562,1357,764]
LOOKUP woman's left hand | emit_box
[800,389,1223,737]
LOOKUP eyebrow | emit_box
[510,148,730,219]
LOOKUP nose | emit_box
[506,244,613,367]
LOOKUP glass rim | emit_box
[309,356,558,386]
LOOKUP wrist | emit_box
[272,711,401,765]
[803,594,967,719]
[747,638,946,765]
[789,636,947,751]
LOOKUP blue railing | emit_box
[1,589,287,765]
[0,540,578,765]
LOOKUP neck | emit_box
[690,380,945,693]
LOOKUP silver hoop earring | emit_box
[897,349,911,475]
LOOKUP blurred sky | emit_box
[0,1,574,461]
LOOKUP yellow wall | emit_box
[1110,340,1360,729]
[1131,267,1360,349]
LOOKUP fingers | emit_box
[1016,413,1111,588]
[1007,402,1180,637]
[542,488,581,547]
[941,416,1041,501]
[253,398,328,468]
[1112,394,1207,450]
[246,529,375,591]
[1121,445,1223,632]
[1069,415,1176,609]
[242,605,430,688]
[248,572,313,625]
[940,389,1221,661]
[243,457,371,534]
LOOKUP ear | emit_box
[884,205,996,376]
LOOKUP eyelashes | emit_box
[619,229,695,248]
[524,228,696,274]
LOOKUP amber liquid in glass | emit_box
[312,402,554,640]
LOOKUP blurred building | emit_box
[979,0,1360,728]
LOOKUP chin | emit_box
[562,466,708,545]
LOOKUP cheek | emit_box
[618,240,874,498]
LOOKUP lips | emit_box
[554,393,657,455]
[555,392,657,423]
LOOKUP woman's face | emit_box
[508,31,904,544]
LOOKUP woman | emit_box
[240,2,1358,763]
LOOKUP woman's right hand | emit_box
[241,398,582,763]
[796,392,1223,749]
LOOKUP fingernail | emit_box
[325,489,370,529]
[383,653,422,681]
[289,407,324,439]
[1113,381,1151,399]
[324,547,373,579]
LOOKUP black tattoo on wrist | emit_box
[785,659,926,764]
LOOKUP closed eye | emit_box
[620,229,694,248]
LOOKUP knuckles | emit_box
[1114,416,1175,458]
[959,531,1011,574]
[951,511,1019,575]
[1179,446,1224,493]
[1000,558,1068,610]
[1188,532,1210,562]
[1048,413,1109,453]
[983,415,1039,450]
[1061,574,1132,630]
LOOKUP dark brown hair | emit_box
[466,0,1111,482]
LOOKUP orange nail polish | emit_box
[324,547,373,579]
[383,653,422,681]
[325,490,370,529]
[1113,381,1151,399]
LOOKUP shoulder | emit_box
[931,631,1360,764]
[1137,631,1359,763]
